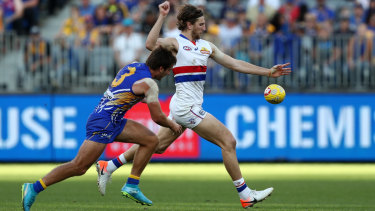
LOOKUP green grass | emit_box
[1,163,375,211]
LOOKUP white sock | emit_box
[233,178,251,200]
[107,154,127,173]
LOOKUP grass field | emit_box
[1,163,375,211]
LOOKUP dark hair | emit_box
[146,47,176,70]
[177,4,204,30]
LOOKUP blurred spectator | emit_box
[237,8,251,36]
[347,24,371,74]
[140,9,157,34]
[304,13,318,36]
[367,13,375,32]
[23,26,51,89]
[93,4,112,45]
[105,0,129,25]
[332,14,355,82]
[296,1,309,22]
[21,0,39,35]
[248,13,273,65]
[350,2,365,28]
[119,0,138,11]
[113,18,143,68]
[1,0,23,34]
[218,16,242,54]
[310,0,335,23]
[220,0,243,20]
[163,14,180,38]
[278,0,300,27]
[57,5,85,40]
[271,12,294,66]
[314,21,335,78]
[77,16,100,49]
[79,0,96,18]
[334,14,355,36]
[246,0,277,23]
[365,0,375,24]
[129,0,150,31]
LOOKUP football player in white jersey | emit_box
[96,1,291,209]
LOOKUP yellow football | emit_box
[264,84,285,104]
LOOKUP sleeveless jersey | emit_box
[92,63,151,122]
[172,34,212,109]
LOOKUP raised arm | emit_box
[145,1,177,52]
[132,78,182,134]
[209,42,291,78]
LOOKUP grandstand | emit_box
[0,0,374,94]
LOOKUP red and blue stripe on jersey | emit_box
[173,65,207,83]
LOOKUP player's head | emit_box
[146,47,176,80]
[177,4,205,40]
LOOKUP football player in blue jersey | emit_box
[21,47,182,211]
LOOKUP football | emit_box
[264,84,285,104]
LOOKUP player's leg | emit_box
[96,124,185,196]
[115,120,158,176]
[192,113,273,208]
[22,140,106,211]
[107,124,185,169]
[113,119,160,205]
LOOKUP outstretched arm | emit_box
[209,42,291,78]
[133,78,182,134]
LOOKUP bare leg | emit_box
[115,120,159,177]
[193,113,242,181]
[121,125,186,162]
[43,140,106,186]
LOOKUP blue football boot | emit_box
[121,183,153,206]
[22,183,38,211]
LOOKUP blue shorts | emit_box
[86,114,128,144]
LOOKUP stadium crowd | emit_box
[1,0,375,92]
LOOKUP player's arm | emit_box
[145,1,178,53]
[133,78,182,134]
[209,42,291,78]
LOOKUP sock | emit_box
[233,178,251,200]
[107,154,127,173]
[33,179,47,193]
[126,174,140,185]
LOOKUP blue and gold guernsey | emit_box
[86,63,152,144]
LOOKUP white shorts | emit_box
[169,104,207,129]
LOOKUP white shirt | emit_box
[113,32,143,65]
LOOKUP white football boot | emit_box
[240,187,274,208]
[96,161,112,196]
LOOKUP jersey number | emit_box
[111,67,136,87]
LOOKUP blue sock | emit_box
[33,179,46,193]
[236,183,248,193]
[127,174,140,185]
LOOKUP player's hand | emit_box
[170,121,182,134]
[159,1,170,17]
[269,63,292,78]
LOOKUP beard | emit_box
[191,29,201,40]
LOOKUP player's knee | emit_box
[221,137,237,151]
[154,143,167,154]
[70,160,89,176]
[147,135,159,149]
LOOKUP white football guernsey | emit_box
[171,34,212,115]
